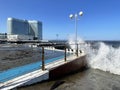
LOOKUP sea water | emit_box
[68,36,120,75]
[87,42,120,75]
[18,40,120,90]
[1,40,120,90]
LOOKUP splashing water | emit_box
[88,42,120,75]
[68,36,120,75]
[68,35,85,50]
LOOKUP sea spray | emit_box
[68,35,85,50]
[68,36,120,75]
[88,42,120,75]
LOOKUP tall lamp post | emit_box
[69,11,83,56]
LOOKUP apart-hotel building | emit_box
[7,18,42,40]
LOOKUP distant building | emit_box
[0,33,7,39]
[7,18,42,40]
[28,21,42,40]
[7,35,33,41]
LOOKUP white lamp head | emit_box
[69,14,74,19]
[79,11,83,16]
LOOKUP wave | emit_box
[87,42,120,75]
[68,36,120,75]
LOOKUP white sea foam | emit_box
[68,36,120,75]
[68,35,85,50]
[88,42,120,75]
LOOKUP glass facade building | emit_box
[28,21,42,40]
[7,18,42,40]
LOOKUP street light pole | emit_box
[75,14,78,57]
[69,11,83,57]
[75,14,77,46]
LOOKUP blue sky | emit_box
[0,0,120,40]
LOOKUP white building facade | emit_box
[7,18,42,40]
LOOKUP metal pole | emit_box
[75,14,78,57]
[77,44,78,57]
[42,47,45,70]
[64,45,66,62]
[75,14,77,46]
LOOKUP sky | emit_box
[0,0,120,40]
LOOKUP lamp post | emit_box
[69,11,83,56]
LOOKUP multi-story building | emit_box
[28,21,42,40]
[0,33,7,39]
[7,18,42,40]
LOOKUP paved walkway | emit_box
[0,52,85,90]
[0,55,65,83]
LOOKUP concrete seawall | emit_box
[0,49,86,90]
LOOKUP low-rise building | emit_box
[0,33,7,39]
[7,35,33,41]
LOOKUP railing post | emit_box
[76,44,78,57]
[42,47,45,70]
[64,45,67,62]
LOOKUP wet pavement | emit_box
[18,68,120,90]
